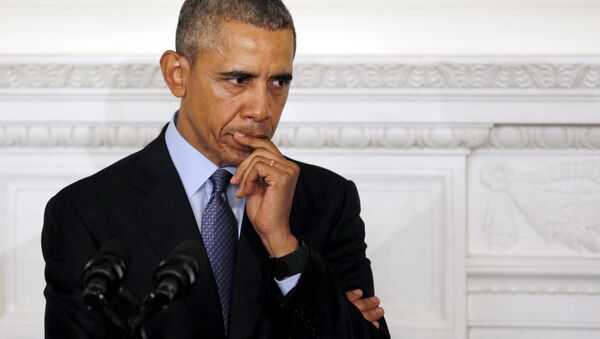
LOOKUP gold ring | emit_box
[269,159,276,167]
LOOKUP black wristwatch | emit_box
[269,241,309,280]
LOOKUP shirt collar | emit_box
[165,112,236,199]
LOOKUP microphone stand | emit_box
[85,288,135,338]
[85,240,202,338]
[86,286,153,339]
[128,276,180,338]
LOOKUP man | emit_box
[42,0,389,338]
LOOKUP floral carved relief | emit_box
[481,160,600,253]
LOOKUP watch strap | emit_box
[269,241,309,280]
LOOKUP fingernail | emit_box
[373,321,380,329]
[353,289,362,295]
[376,308,383,314]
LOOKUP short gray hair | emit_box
[176,0,296,65]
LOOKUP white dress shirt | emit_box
[164,115,300,296]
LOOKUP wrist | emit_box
[270,241,309,280]
[261,230,298,258]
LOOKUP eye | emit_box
[227,77,249,86]
[271,79,291,88]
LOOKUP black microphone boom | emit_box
[83,238,132,311]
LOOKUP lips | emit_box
[236,131,270,139]
[226,134,253,152]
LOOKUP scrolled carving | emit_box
[0,64,163,89]
[291,63,600,89]
[2,62,600,89]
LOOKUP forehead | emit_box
[200,21,295,72]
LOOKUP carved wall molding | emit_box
[0,124,163,148]
[468,284,600,295]
[1,61,600,90]
[485,126,600,149]
[467,256,600,294]
[0,124,490,149]
[293,63,600,90]
[3,123,600,150]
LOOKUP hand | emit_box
[346,289,385,329]
[230,132,300,258]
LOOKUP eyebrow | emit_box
[272,73,293,81]
[218,70,293,81]
[219,70,257,79]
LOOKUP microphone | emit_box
[83,239,132,312]
[150,239,203,306]
[129,240,203,333]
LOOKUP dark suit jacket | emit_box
[42,126,390,339]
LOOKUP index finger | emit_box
[346,289,363,302]
[233,132,282,156]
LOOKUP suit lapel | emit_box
[132,127,225,338]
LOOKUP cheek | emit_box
[209,101,243,137]
[269,92,289,121]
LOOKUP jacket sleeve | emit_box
[41,194,110,339]
[274,180,391,339]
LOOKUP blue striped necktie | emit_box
[201,169,237,334]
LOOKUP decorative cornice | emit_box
[0,64,164,89]
[293,63,600,89]
[485,126,600,149]
[3,124,600,149]
[0,124,491,149]
[1,62,600,90]
[0,124,163,148]
[273,125,491,149]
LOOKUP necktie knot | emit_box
[209,169,232,194]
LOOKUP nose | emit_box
[243,84,271,122]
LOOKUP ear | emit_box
[159,50,190,98]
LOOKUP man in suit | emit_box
[42,0,390,338]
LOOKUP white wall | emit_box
[1,1,600,339]
[2,0,600,56]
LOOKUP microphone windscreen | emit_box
[169,239,203,264]
[99,238,132,268]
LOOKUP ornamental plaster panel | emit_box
[469,156,600,256]
[1,61,599,90]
